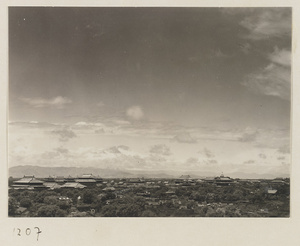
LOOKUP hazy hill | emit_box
[9,165,289,179]
[9,165,175,179]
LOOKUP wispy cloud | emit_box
[172,132,197,144]
[198,148,215,158]
[277,145,290,154]
[51,128,77,142]
[185,157,219,170]
[20,96,72,109]
[238,128,258,142]
[268,47,291,67]
[242,47,291,100]
[9,121,57,128]
[258,153,267,159]
[126,106,144,121]
[97,101,105,107]
[244,160,255,165]
[239,42,251,54]
[240,8,291,40]
[41,147,71,160]
[150,144,172,156]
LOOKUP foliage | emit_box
[82,190,96,204]
[20,198,32,208]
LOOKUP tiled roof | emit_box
[62,182,86,188]
[43,182,62,189]
[80,174,95,178]
[75,179,96,183]
[14,177,44,184]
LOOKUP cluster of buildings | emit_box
[10,173,288,191]
[11,174,103,190]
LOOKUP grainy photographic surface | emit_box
[8,7,291,217]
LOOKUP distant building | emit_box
[12,175,46,190]
[44,175,56,182]
[43,182,62,190]
[55,176,66,184]
[179,175,191,180]
[203,177,215,183]
[215,174,233,186]
[75,174,97,186]
[65,175,75,182]
[61,182,86,189]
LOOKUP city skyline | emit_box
[9,7,291,178]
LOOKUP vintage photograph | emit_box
[8,7,291,217]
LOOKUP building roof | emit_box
[62,182,86,189]
[43,182,62,189]
[75,179,96,183]
[179,175,191,179]
[103,187,116,191]
[11,185,32,189]
[267,189,278,194]
[219,177,232,181]
[204,177,215,181]
[80,174,95,179]
[14,176,44,184]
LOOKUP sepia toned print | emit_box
[8,7,291,217]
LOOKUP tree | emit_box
[20,198,32,208]
[82,190,96,204]
[8,197,18,216]
[37,205,60,217]
[44,196,58,205]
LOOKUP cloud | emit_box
[242,62,290,100]
[51,128,77,142]
[9,121,57,128]
[238,130,258,142]
[149,144,172,156]
[205,159,218,165]
[104,146,122,154]
[173,132,197,144]
[268,47,291,67]
[211,49,228,58]
[244,160,255,165]
[185,157,218,169]
[55,147,69,154]
[277,145,290,154]
[240,8,291,40]
[239,42,251,54]
[242,47,291,101]
[100,145,131,155]
[20,96,72,109]
[199,148,215,158]
[258,153,267,159]
[97,101,105,107]
[95,128,105,134]
[126,106,144,120]
[118,145,130,151]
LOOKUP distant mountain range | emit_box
[9,165,175,179]
[8,165,289,179]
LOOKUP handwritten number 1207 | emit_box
[13,227,42,241]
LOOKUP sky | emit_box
[8,7,291,178]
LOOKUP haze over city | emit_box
[9,7,291,178]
